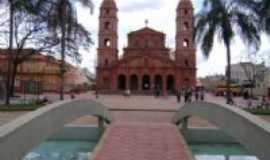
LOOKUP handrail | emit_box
[172,101,270,160]
[0,99,112,160]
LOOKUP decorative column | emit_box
[162,76,167,96]
[138,75,142,92]
[150,75,155,92]
[126,75,130,90]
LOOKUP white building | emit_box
[230,62,269,95]
[230,62,266,86]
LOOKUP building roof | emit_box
[101,0,117,9]
[128,27,164,36]
[177,0,193,9]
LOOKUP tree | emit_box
[0,10,59,96]
[236,0,270,34]
[44,0,93,100]
[195,0,261,104]
[0,0,49,105]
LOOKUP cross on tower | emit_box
[145,19,149,27]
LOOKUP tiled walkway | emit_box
[92,122,194,160]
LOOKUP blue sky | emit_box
[77,0,270,77]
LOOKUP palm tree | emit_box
[45,0,93,100]
[235,0,270,34]
[195,0,260,104]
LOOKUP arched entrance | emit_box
[118,75,126,90]
[130,75,138,91]
[142,75,151,90]
[154,75,163,90]
[167,75,175,93]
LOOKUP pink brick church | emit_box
[96,0,197,94]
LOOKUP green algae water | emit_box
[23,140,97,160]
[190,143,259,160]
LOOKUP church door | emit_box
[130,75,139,91]
[142,75,151,90]
[118,75,126,90]
[154,75,163,90]
[167,75,175,93]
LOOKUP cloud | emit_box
[76,0,270,77]
[119,0,163,13]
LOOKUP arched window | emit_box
[184,9,188,15]
[105,9,110,15]
[105,59,109,67]
[185,59,189,67]
[183,39,189,47]
[183,22,189,30]
[104,22,110,30]
[104,39,111,47]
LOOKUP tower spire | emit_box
[175,0,195,67]
[145,19,149,27]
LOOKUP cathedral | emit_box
[96,0,196,94]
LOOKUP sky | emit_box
[76,0,270,77]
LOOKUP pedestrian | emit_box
[126,89,131,97]
[156,86,161,97]
[261,96,267,108]
[95,88,99,99]
[195,88,199,101]
[176,88,181,103]
[184,89,188,103]
[184,88,191,103]
[70,92,75,99]
[200,88,205,101]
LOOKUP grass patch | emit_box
[244,108,270,115]
[0,103,44,111]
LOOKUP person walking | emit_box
[195,88,199,101]
[176,88,181,103]
[184,89,188,103]
[200,88,205,101]
[95,87,99,99]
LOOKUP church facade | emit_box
[96,0,196,94]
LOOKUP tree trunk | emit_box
[60,4,66,101]
[10,62,18,97]
[225,42,232,104]
[5,1,14,105]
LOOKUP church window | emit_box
[105,9,110,15]
[185,59,189,67]
[183,22,189,30]
[105,22,110,30]
[183,39,189,47]
[105,59,109,67]
[104,39,111,47]
[184,9,188,15]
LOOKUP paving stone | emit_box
[92,122,193,160]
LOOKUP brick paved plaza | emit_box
[92,122,193,160]
[1,92,270,128]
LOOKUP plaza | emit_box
[0,0,270,160]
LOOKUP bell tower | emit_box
[175,0,196,68]
[96,0,118,90]
[97,0,118,68]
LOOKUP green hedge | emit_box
[244,108,270,115]
[0,103,43,111]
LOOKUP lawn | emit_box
[244,108,270,115]
[0,103,44,111]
